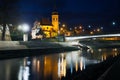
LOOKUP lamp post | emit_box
[18,24,29,41]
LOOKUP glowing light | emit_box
[65,33,120,41]
[75,27,77,29]
[101,27,103,30]
[18,25,22,31]
[22,24,30,32]
[79,26,82,29]
[80,59,83,71]
[113,48,117,51]
[23,67,30,80]
[37,60,40,72]
[97,28,100,32]
[88,25,91,28]
[90,31,93,34]
[18,24,30,32]
[98,49,102,52]
[62,24,65,27]
[112,22,116,25]
[70,28,72,30]
[60,27,63,30]
[75,61,78,72]
[58,54,66,78]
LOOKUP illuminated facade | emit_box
[31,11,59,39]
[0,24,11,41]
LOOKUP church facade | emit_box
[31,12,59,39]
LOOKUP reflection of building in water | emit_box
[18,57,30,80]
[101,48,120,61]
[58,54,66,78]
[79,57,86,71]
[18,50,105,80]
[28,56,58,80]
[66,51,86,72]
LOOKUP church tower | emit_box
[52,12,59,33]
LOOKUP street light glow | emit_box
[18,25,22,31]
[18,24,30,32]
[62,24,65,27]
[22,24,30,32]
[18,23,30,41]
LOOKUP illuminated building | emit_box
[31,11,59,39]
[0,24,11,40]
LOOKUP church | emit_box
[31,11,59,39]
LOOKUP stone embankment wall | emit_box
[0,41,77,51]
[0,41,27,50]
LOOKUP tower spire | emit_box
[54,0,57,11]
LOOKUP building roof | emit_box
[40,18,53,26]
[52,12,58,15]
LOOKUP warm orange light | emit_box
[62,24,65,27]
[97,28,100,32]
[80,60,83,71]
[60,27,63,30]
[75,61,78,72]
[79,26,82,29]
[90,31,93,34]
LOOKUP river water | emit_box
[0,48,120,80]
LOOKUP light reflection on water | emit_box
[0,48,120,80]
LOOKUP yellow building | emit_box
[31,11,59,39]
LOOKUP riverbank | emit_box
[62,52,120,80]
[0,41,79,59]
[79,40,120,49]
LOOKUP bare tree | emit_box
[0,0,19,40]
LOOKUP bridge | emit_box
[65,33,120,41]
[64,33,120,48]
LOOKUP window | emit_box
[53,18,55,21]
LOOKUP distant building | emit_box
[31,11,59,39]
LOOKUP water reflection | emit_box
[58,54,66,78]
[18,57,30,80]
[0,48,120,80]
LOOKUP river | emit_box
[0,47,120,80]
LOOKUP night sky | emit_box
[0,0,120,30]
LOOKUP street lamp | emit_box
[62,24,65,27]
[18,23,30,41]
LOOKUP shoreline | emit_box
[0,47,79,60]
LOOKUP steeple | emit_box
[53,0,57,12]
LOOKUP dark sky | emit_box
[0,0,120,29]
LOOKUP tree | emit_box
[0,0,19,40]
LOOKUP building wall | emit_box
[41,25,52,38]
[52,14,59,33]
[41,25,52,31]
[31,12,59,39]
